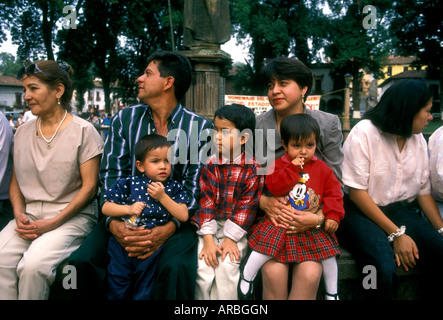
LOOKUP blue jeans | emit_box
[337,196,443,300]
[107,236,162,300]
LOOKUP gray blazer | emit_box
[255,107,344,187]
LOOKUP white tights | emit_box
[240,250,339,300]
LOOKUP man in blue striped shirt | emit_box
[67,51,213,300]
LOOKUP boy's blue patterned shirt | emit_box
[104,175,190,229]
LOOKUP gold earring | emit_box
[57,98,61,104]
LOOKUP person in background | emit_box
[338,79,443,299]
[102,113,112,140]
[22,107,38,123]
[16,113,24,128]
[0,60,103,300]
[8,115,16,129]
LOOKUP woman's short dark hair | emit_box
[280,113,320,147]
[364,79,432,137]
[146,51,192,102]
[135,134,172,162]
[262,57,313,99]
[214,104,256,133]
[34,60,74,112]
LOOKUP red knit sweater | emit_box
[265,153,344,223]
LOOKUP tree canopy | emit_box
[0,0,441,112]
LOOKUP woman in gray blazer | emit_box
[250,56,344,299]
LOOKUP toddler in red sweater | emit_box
[239,113,344,300]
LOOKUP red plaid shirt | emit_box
[191,153,264,232]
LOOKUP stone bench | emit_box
[51,246,421,300]
[325,247,421,300]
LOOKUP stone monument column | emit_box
[181,0,232,120]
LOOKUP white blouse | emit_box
[343,119,431,206]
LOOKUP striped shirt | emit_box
[100,103,213,213]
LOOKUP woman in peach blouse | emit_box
[0,60,103,300]
[338,79,443,299]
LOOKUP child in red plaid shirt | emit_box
[191,104,264,300]
[239,113,344,300]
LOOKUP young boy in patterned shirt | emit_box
[102,134,190,299]
[191,104,264,300]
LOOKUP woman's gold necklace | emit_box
[38,110,68,149]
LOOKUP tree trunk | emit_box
[40,2,55,61]
[75,89,86,112]
[352,73,360,116]
[102,78,112,115]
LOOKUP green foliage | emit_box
[1,0,441,113]
[324,1,388,105]
[390,0,443,110]
[0,52,22,75]
[232,0,441,109]
[4,0,74,61]
[229,0,329,94]
[0,0,185,112]
[229,0,395,98]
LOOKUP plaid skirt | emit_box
[249,217,341,264]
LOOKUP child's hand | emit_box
[128,202,146,216]
[147,182,165,200]
[219,237,240,263]
[199,235,222,268]
[325,219,339,233]
[291,157,305,168]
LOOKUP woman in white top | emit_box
[0,60,104,300]
[338,79,443,300]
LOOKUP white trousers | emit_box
[0,201,95,300]
[195,220,248,300]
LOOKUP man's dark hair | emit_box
[280,113,320,147]
[364,79,432,138]
[146,51,192,102]
[135,134,172,162]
